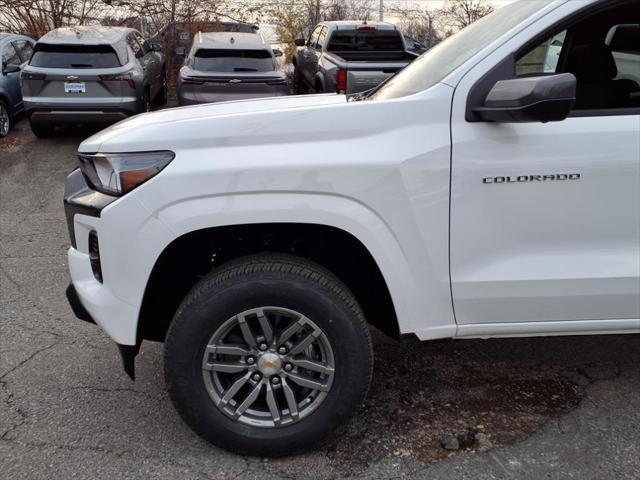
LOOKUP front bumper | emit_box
[64,169,141,378]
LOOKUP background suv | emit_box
[177,32,288,105]
[21,26,167,137]
[0,33,34,138]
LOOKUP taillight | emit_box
[336,69,347,94]
[21,72,46,81]
[99,72,135,89]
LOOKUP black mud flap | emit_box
[118,343,141,381]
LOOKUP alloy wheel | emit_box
[202,306,335,428]
[0,105,9,137]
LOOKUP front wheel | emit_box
[164,253,373,456]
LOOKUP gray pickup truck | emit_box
[293,21,418,95]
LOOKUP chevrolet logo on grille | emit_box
[229,79,242,84]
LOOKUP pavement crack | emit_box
[0,341,59,380]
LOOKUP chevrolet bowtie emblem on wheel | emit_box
[229,79,242,84]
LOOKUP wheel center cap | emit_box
[257,353,282,376]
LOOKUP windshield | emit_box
[193,49,275,72]
[371,0,555,100]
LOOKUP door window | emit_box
[2,43,21,67]
[127,34,143,58]
[308,27,322,50]
[12,40,34,63]
[316,27,328,50]
[134,33,149,55]
[515,1,639,111]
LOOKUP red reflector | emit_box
[21,72,46,81]
[336,69,347,94]
[99,73,135,89]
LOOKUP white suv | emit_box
[65,0,640,456]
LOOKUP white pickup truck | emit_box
[64,0,639,456]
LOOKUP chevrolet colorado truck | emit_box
[65,0,640,456]
[292,21,418,94]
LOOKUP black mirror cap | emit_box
[2,63,21,74]
[474,73,577,123]
[294,38,306,47]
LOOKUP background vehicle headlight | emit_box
[78,151,175,196]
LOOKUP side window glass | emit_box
[316,27,327,50]
[606,24,640,85]
[134,33,149,55]
[308,27,321,50]
[127,34,143,58]
[2,43,21,66]
[516,31,566,76]
[12,40,34,63]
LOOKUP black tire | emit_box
[154,69,168,106]
[0,101,10,138]
[164,253,373,456]
[294,66,308,95]
[29,121,55,138]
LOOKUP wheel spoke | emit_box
[256,309,274,344]
[286,372,330,392]
[289,358,334,375]
[220,372,250,406]
[265,382,281,425]
[238,315,258,349]
[234,381,262,418]
[281,377,299,419]
[206,344,252,356]
[277,317,305,345]
[288,330,321,356]
[203,361,249,374]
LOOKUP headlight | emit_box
[78,151,175,196]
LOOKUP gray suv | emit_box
[177,32,288,105]
[21,26,167,137]
[1,33,35,138]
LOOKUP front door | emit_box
[450,3,640,326]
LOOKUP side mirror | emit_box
[294,38,306,47]
[150,43,163,52]
[474,73,576,123]
[2,63,20,75]
[174,47,186,57]
[272,48,283,57]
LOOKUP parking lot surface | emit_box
[1,117,639,479]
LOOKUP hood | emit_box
[79,94,347,153]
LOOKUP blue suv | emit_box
[1,33,35,138]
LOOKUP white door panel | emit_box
[450,113,640,324]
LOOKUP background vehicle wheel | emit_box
[29,121,54,138]
[155,70,168,106]
[164,253,373,456]
[0,101,10,138]
[294,67,308,95]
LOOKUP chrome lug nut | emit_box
[278,346,287,354]
[271,376,280,385]
[284,363,293,371]
[252,373,261,381]
[259,343,268,351]
[247,356,255,365]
